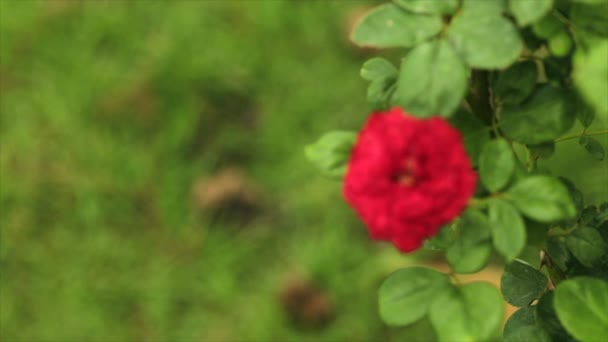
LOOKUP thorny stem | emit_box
[554,129,608,142]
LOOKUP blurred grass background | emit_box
[0,1,422,341]
[0,1,606,342]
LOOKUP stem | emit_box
[552,9,571,29]
[448,272,461,285]
[491,115,501,138]
[552,8,580,48]
[547,227,578,237]
[466,70,494,126]
[527,155,539,172]
[468,198,485,207]
[554,129,608,142]
[468,193,505,207]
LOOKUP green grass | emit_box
[2,1,606,341]
[0,1,424,341]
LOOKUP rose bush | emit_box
[307,0,608,340]
[343,107,476,252]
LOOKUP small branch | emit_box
[468,193,505,207]
[448,271,462,285]
[527,155,539,172]
[547,227,578,237]
[491,114,501,138]
[554,129,608,143]
[466,70,494,126]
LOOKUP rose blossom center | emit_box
[390,157,418,187]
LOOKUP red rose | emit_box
[343,107,477,252]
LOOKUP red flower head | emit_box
[343,107,477,252]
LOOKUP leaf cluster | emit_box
[306,1,608,339]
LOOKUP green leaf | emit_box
[501,259,548,307]
[424,224,456,251]
[572,0,608,5]
[579,136,605,161]
[581,205,600,226]
[447,0,523,69]
[546,236,571,271]
[548,31,573,57]
[393,0,459,15]
[360,57,398,81]
[528,141,555,159]
[305,131,356,179]
[503,299,563,342]
[579,204,608,227]
[543,57,572,83]
[448,110,490,166]
[479,139,515,192]
[510,0,553,27]
[503,306,537,338]
[599,221,608,245]
[393,40,468,117]
[570,2,608,39]
[351,4,443,49]
[508,175,577,222]
[558,177,584,217]
[554,277,608,341]
[447,240,493,275]
[360,58,399,109]
[532,14,563,39]
[599,203,608,225]
[446,210,492,274]
[565,227,608,267]
[536,291,574,340]
[492,61,537,105]
[500,85,576,145]
[378,267,451,326]
[574,40,608,118]
[459,0,507,16]
[429,282,503,342]
[522,27,545,50]
[367,78,397,110]
[504,326,552,342]
[576,98,595,128]
[489,199,526,262]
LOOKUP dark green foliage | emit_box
[344,1,608,340]
[503,293,574,342]
[565,228,607,267]
[501,260,548,307]
[500,86,576,145]
[492,61,538,105]
[579,136,605,160]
